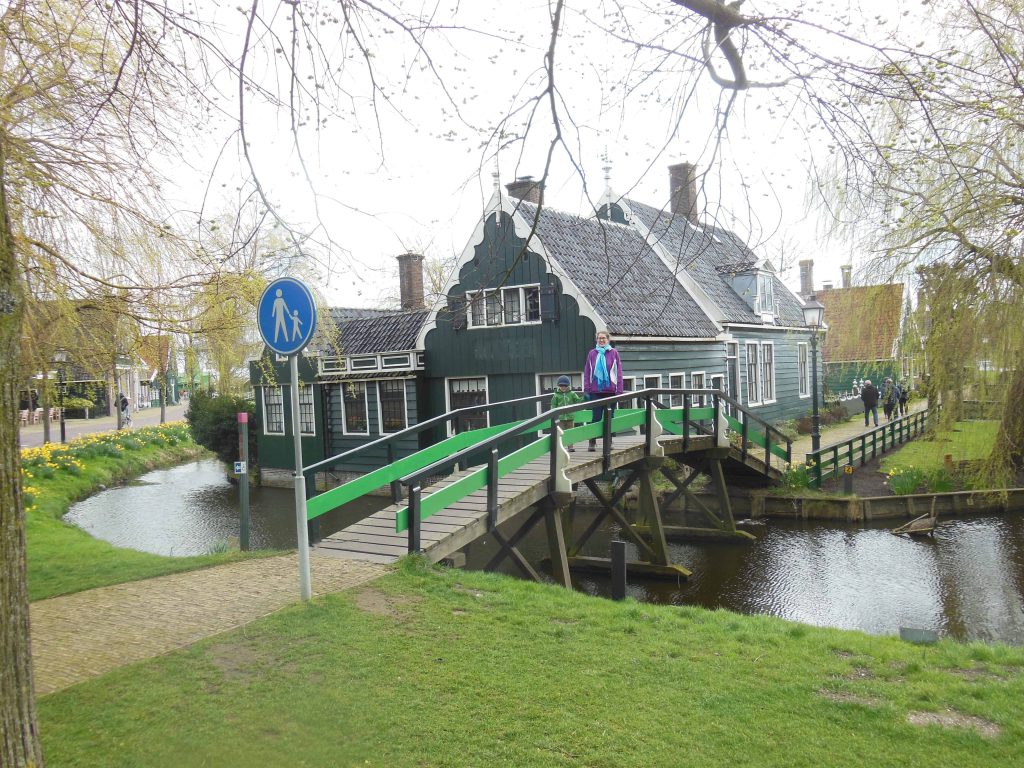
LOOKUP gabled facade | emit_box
[420,166,817,433]
[253,165,821,483]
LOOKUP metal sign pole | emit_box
[290,353,312,600]
[256,276,318,602]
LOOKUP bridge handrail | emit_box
[398,388,724,489]
[302,391,553,476]
[805,406,938,488]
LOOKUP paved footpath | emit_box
[788,399,928,461]
[19,402,190,449]
[31,554,386,696]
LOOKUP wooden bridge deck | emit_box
[313,432,718,565]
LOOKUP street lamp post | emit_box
[802,297,826,453]
[53,349,68,444]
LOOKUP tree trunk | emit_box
[40,370,49,445]
[0,133,45,766]
[990,350,1024,482]
[159,372,166,423]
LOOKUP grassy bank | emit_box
[881,420,998,473]
[24,423,275,601]
[38,560,1023,767]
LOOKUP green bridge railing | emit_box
[805,407,937,488]
[303,388,792,553]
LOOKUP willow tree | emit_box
[819,0,1024,483]
[1,2,468,763]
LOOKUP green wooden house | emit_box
[252,165,821,483]
[251,305,429,484]
[420,165,818,432]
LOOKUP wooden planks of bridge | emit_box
[313,432,718,565]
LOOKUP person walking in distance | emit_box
[898,381,910,416]
[583,330,624,451]
[860,379,879,427]
[119,392,132,428]
[881,377,899,422]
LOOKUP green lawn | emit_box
[24,423,276,601]
[880,421,998,473]
[38,560,1024,767]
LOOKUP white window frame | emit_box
[465,284,542,329]
[381,354,411,369]
[376,379,408,434]
[761,342,776,404]
[756,273,775,318]
[621,376,637,408]
[668,372,685,407]
[350,356,378,371]
[746,342,761,406]
[262,386,284,435]
[690,371,706,407]
[341,381,370,436]
[445,375,489,435]
[798,342,810,398]
[298,383,316,436]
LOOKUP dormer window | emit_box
[755,273,775,318]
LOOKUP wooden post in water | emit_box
[237,412,250,551]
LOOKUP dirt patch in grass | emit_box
[907,709,1001,739]
[352,588,419,619]
[818,689,883,708]
[207,641,269,684]
[846,666,876,680]
[451,583,490,598]
[948,666,1008,683]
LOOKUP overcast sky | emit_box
[165,1,925,309]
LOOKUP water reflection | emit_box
[64,458,384,556]
[467,508,1024,645]
[66,459,1024,644]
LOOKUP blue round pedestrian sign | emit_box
[257,278,318,356]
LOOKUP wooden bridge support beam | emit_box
[566,460,692,580]
[635,457,669,564]
[485,507,545,582]
[543,499,572,588]
[640,454,755,543]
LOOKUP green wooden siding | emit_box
[322,378,422,474]
[250,354,326,471]
[424,211,596,438]
[732,328,820,423]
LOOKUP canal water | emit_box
[64,459,382,556]
[66,459,1024,645]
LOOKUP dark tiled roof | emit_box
[819,284,904,362]
[320,308,428,355]
[626,201,806,326]
[516,202,719,338]
[329,307,396,324]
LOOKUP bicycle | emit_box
[121,408,133,428]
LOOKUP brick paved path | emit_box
[30,554,387,696]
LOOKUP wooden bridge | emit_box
[302,390,794,585]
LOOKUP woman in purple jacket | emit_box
[583,330,624,451]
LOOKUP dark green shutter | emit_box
[540,284,559,322]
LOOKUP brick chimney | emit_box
[822,281,834,292]
[840,264,852,289]
[505,176,543,204]
[798,259,814,298]
[396,252,425,310]
[668,163,699,224]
